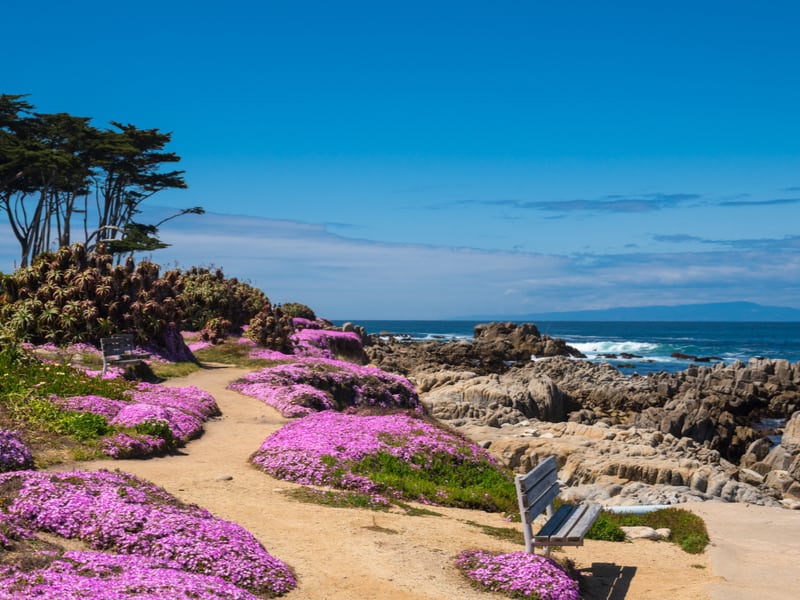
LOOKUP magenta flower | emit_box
[0,551,262,599]
[0,470,296,596]
[456,550,580,600]
[251,411,495,502]
[0,430,34,472]
[229,356,419,417]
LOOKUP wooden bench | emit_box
[101,334,150,374]
[515,455,601,556]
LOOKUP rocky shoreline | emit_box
[359,321,800,509]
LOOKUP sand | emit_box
[52,364,800,599]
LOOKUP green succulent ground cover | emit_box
[584,507,709,553]
[352,451,519,514]
[0,345,177,463]
[604,508,710,553]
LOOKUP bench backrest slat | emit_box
[101,334,135,356]
[515,455,560,522]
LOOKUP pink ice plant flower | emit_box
[53,395,129,420]
[251,411,493,501]
[0,470,296,596]
[291,328,363,359]
[248,347,292,361]
[101,432,169,458]
[456,550,580,600]
[127,383,220,419]
[0,551,262,599]
[188,339,213,352]
[111,404,203,441]
[0,430,34,472]
[229,356,419,417]
[52,384,220,457]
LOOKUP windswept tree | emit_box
[0,94,200,267]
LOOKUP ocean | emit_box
[333,320,800,376]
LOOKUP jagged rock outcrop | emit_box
[459,419,786,507]
[361,320,800,506]
[365,322,583,377]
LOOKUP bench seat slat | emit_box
[539,503,602,543]
[534,504,579,538]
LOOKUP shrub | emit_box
[199,317,232,344]
[604,507,710,553]
[0,246,184,348]
[175,267,267,332]
[244,304,295,353]
[586,513,626,542]
[280,302,316,320]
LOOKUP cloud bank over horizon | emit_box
[5,210,793,320]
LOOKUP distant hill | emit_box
[466,301,800,322]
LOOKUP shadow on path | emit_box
[580,563,637,600]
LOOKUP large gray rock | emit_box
[421,371,570,424]
[782,412,800,449]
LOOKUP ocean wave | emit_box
[570,340,661,356]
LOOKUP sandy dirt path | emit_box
[49,364,774,600]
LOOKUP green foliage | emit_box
[176,267,268,331]
[353,451,518,513]
[286,488,443,517]
[5,395,110,442]
[62,412,112,441]
[280,302,316,320]
[104,222,170,255]
[678,532,709,554]
[134,419,177,449]
[603,508,710,553]
[245,304,295,353]
[1,94,194,268]
[0,346,131,400]
[586,513,627,542]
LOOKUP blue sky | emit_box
[2,1,800,318]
